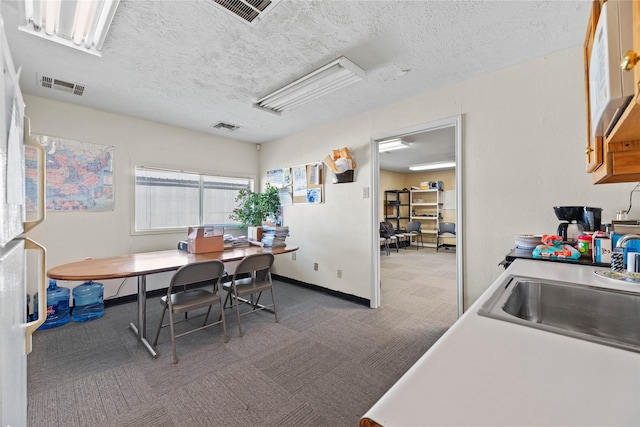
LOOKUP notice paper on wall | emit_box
[307,188,321,203]
[308,163,320,185]
[279,186,292,206]
[283,168,291,186]
[293,166,307,197]
[267,168,284,188]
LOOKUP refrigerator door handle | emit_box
[22,237,46,354]
[22,118,45,233]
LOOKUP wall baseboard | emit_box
[271,274,370,307]
[104,275,370,308]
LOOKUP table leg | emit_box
[128,275,158,358]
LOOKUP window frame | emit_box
[131,162,255,236]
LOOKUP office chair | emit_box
[406,221,424,250]
[381,221,408,251]
[437,222,456,252]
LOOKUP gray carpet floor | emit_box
[27,249,457,426]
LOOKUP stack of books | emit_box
[261,226,289,247]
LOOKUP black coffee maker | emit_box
[554,206,602,241]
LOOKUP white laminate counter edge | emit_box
[361,259,640,427]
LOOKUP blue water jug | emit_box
[34,280,70,329]
[72,280,104,322]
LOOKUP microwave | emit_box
[589,0,634,138]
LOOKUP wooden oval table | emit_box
[48,245,298,358]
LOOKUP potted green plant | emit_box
[230,183,280,241]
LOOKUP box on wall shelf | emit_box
[419,181,443,190]
[187,226,224,253]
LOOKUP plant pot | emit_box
[247,226,263,242]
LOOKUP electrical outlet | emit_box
[337,269,342,278]
[313,262,318,271]
[363,187,370,198]
[292,252,296,261]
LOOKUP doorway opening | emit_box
[370,115,463,317]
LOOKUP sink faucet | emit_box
[616,234,640,248]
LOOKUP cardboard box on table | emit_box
[187,226,223,253]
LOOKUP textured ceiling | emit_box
[0,0,591,148]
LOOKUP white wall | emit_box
[23,95,259,299]
[260,120,374,300]
[262,45,634,308]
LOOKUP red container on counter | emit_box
[577,234,592,258]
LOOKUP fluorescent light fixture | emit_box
[255,56,365,113]
[409,161,456,171]
[379,138,409,152]
[18,0,120,57]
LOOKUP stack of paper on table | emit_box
[232,235,250,247]
[261,226,289,247]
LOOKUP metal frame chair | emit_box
[153,259,228,364]
[405,221,424,250]
[222,253,277,337]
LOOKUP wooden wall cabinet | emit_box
[584,0,640,184]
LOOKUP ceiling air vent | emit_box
[212,121,240,131]
[212,0,280,26]
[38,74,85,96]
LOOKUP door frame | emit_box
[370,114,463,317]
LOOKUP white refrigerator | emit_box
[0,16,46,427]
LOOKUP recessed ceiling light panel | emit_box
[18,0,120,56]
[255,57,365,113]
[409,161,456,171]
[379,138,409,152]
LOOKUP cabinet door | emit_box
[583,0,603,172]
[587,0,640,183]
[607,0,640,144]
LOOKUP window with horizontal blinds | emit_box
[134,166,252,232]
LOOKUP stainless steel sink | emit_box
[478,276,640,353]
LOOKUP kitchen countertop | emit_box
[360,259,640,426]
